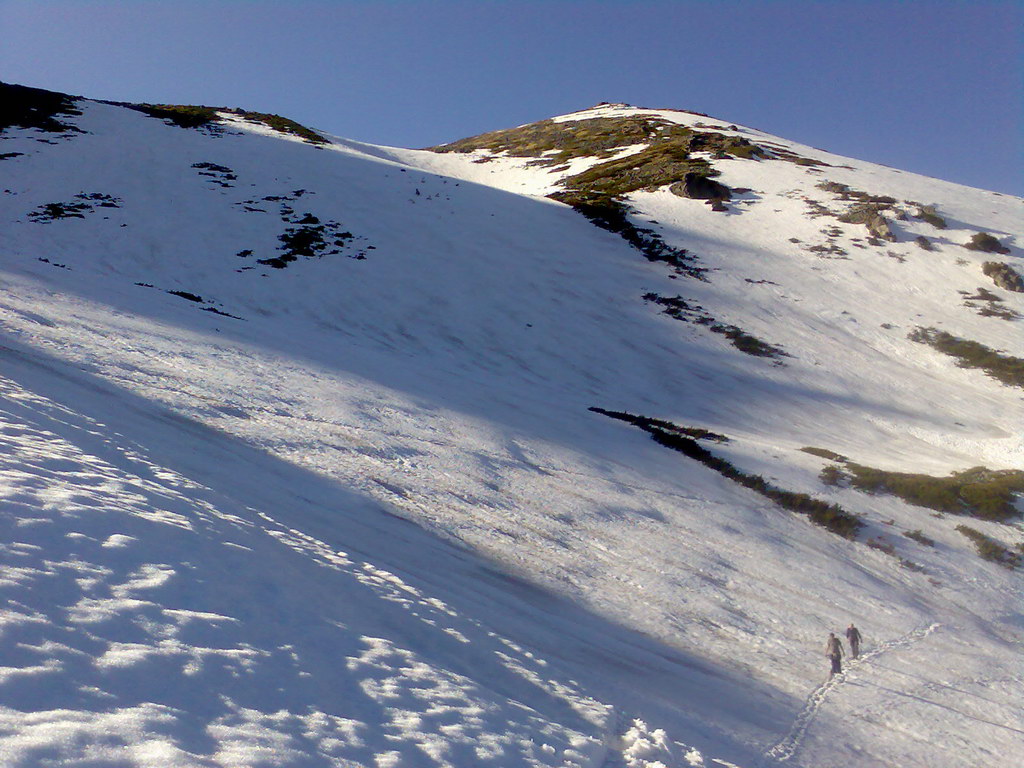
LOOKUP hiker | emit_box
[825,632,844,676]
[846,623,862,658]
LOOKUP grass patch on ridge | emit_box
[0,82,84,134]
[128,102,327,144]
[819,460,1024,523]
[430,115,763,169]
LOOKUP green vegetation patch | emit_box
[821,461,1024,523]
[27,201,91,221]
[27,192,121,223]
[561,141,715,197]
[432,116,673,164]
[256,213,356,269]
[904,529,935,547]
[140,286,243,320]
[800,446,848,462]
[433,113,776,289]
[551,193,708,279]
[764,144,832,167]
[0,82,84,134]
[701,320,788,359]
[431,115,761,191]
[432,115,760,166]
[913,205,947,229]
[591,407,863,539]
[132,104,221,129]
[981,261,1023,293]
[961,285,1022,321]
[266,218,325,266]
[964,232,1010,254]
[955,525,1021,569]
[976,304,1022,321]
[816,181,896,207]
[908,326,1024,388]
[589,409,729,443]
[233,109,327,144]
[129,102,326,144]
[837,202,890,225]
[642,293,789,360]
[192,161,237,188]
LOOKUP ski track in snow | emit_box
[760,623,941,766]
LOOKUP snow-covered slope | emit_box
[1,86,1021,767]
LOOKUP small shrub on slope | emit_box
[981,262,1024,293]
[800,446,848,462]
[823,461,1024,523]
[955,525,1021,569]
[819,465,847,487]
[816,181,896,206]
[643,293,789,360]
[963,232,1010,254]
[699,320,788,359]
[908,327,1024,388]
[26,193,120,222]
[27,201,91,222]
[837,203,896,241]
[914,205,947,229]
[904,529,935,547]
[590,408,863,539]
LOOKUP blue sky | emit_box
[3,1,1021,195]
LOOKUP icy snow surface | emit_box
[0,96,1021,767]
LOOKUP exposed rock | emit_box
[914,235,934,251]
[867,213,896,241]
[915,205,947,229]
[982,261,1024,292]
[669,172,731,201]
[964,232,1010,254]
[839,203,896,242]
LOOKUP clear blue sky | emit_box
[3,1,1021,195]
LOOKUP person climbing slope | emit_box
[846,623,862,658]
[825,632,844,676]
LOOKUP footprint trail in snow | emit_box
[760,622,941,765]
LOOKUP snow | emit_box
[0,93,1022,767]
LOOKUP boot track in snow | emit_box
[760,623,941,765]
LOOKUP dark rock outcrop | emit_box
[669,172,731,201]
[982,261,1024,292]
[838,203,896,242]
[965,233,1011,254]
